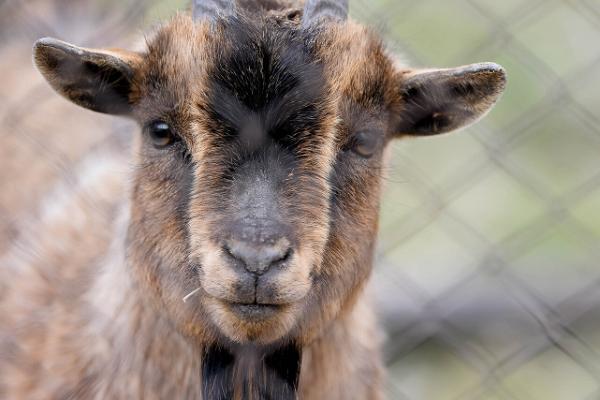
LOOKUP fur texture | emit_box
[0,1,506,398]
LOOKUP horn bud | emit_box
[302,0,349,28]
[193,0,236,22]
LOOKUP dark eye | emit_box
[349,131,378,158]
[147,121,176,149]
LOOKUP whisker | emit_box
[182,287,202,303]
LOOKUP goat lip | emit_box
[227,303,282,321]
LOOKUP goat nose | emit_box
[224,237,292,275]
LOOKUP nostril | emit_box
[223,238,292,275]
[279,248,293,264]
[223,244,244,265]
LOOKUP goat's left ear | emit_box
[393,62,506,136]
[33,37,141,115]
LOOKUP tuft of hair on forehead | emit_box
[136,12,333,147]
[201,15,330,151]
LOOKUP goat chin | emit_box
[203,296,301,344]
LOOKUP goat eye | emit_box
[350,131,378,158]
[147,121,175,148]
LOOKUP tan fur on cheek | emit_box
[197,244,242,302]
[265,250,313,304]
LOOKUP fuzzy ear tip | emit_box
[33,37,81,57]
[33,38,53,70]
[477,62,507,85]
[34,37,56,46]
[33,37,60,74]
[33,37,86,74]
[33,37,62,62]
[33,37,62,53]
[476,61,504,72]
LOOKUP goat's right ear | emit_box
[33,37,141,115]
[392,62,507,136]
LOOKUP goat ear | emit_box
[393,62,506,136]
[33,37,141,115]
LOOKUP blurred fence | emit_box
[1,0,600,399]
[362,1,600,399]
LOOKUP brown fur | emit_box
[0,1,505,399]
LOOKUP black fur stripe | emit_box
[201,344,301,400]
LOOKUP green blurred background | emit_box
[362,1,600,399]
[1,0,599,399]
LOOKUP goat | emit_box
[0,0,506,398]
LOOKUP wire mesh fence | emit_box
[1,1,599,399]
[364,1,600,399]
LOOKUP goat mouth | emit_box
[228,302,282,321]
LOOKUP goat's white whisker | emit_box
[182,287,201,303]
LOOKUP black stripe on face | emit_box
[205,17,326,152]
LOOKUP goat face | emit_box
[33,12,505,345]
